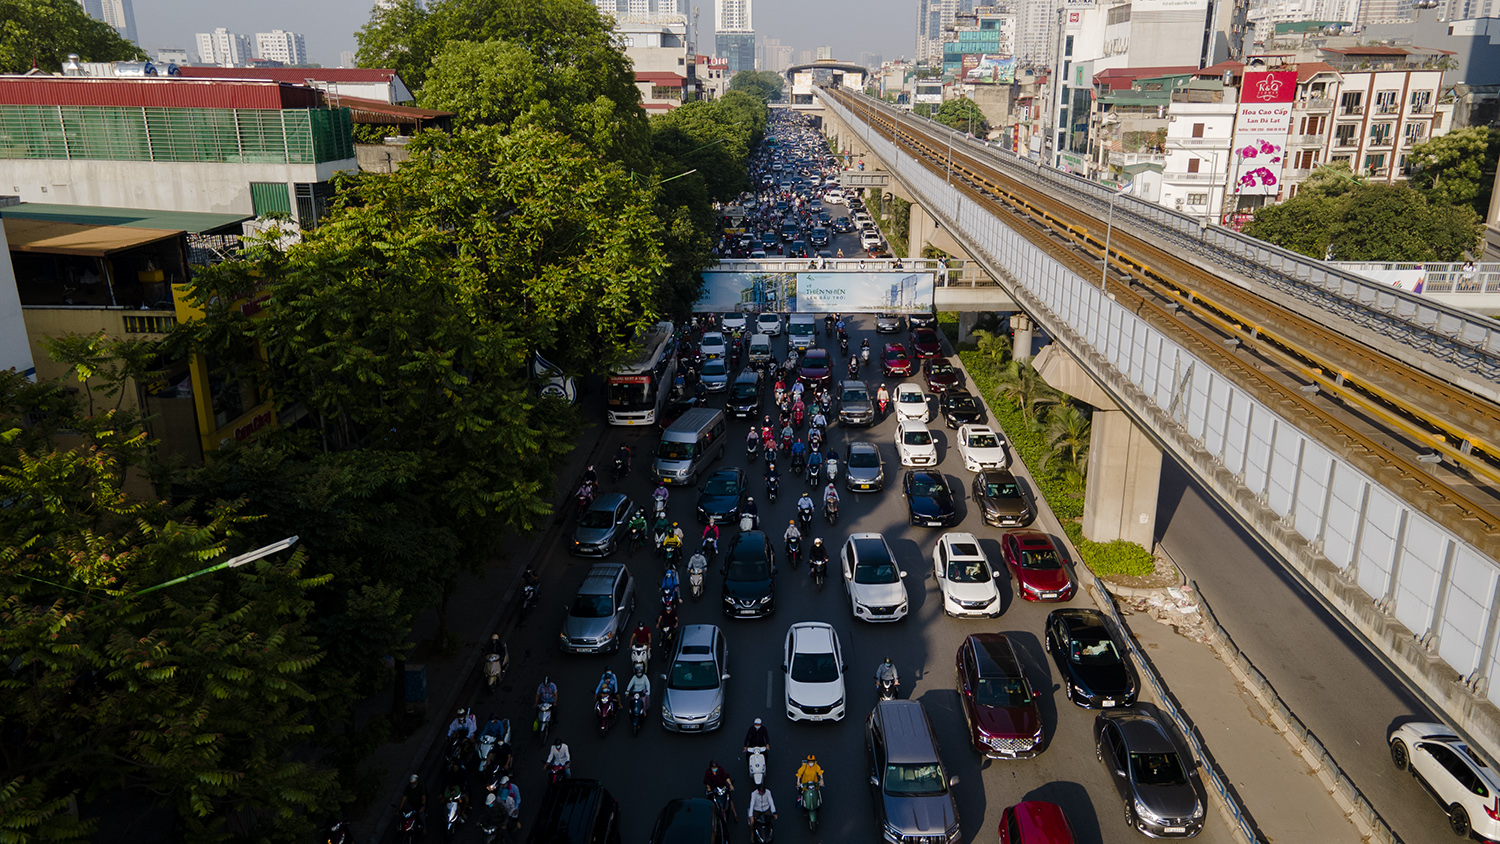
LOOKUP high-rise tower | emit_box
[715,0,755,74]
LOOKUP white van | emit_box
[787,315,818,352]
[653,408,728,485]
[747,334,774,368]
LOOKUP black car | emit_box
[726,370,763,418]
[648,798,725,844]
[696,468,746,525]
[972,468,1034,527]
[832,217,855,234]
[809,227,830,247]
[908,312,937,328]
[527,779,621,844]
[1046,609,1139,708]
[721,530,775,617]
[903,470,957,528]
[940,389,985,428]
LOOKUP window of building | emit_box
[1334,123,1357,147]
[1340,91,1363,115]
[1331,154,1351,165]
[1375,90,1398,114]
[1410,90,1432,114]
[1187,158,1200,173]
[651,85,683,101]
[1065,35,1074,57]
[1191,122,1204,138]
[1187,193,1207,205]
[1364,153,1387,176]
[1398,154,1412,175]
[1300,115,1324,135]
[1404,123,1426,145]
[1296,149,1319,169]
[1369,122,1393,146]
[250,182,292,217]
[1108,4,1132,24]
[294,181,335,230]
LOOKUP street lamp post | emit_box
[1099,179,1131,290]
[133,536,300,597]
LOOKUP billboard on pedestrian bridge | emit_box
[695,269,934,314]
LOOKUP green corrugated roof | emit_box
[0,202,250,234]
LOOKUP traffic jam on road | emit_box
[428,110,1222,844]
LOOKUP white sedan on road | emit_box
[757,312,783,336]
[933,532,1002,618]
[896,418,938,467]
[783,622,847,721]
[894,383,930,423]
[840,533,909,622]
[957,424,1009,472]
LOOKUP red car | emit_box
[797,348,832,388]
[882,343,913,377]
[998,801,1077,844]
[1001,531,1075,602]
[956,633,1044,759]
[923,357,962,393]
[909,327,943,358]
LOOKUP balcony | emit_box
[1332,135,1359,149]
[1297,96,1333,110]
[1365,167,1390,179]
[1375,103,1400,115]
[1170,137,1229,149]
[1108,150,1166,167]
[1368,135,1394,148]
[1403,134,1426,147]
[1284,167,1314,180]
[1163,171,1222,182]
[1340,104,1365,116]
[1410,102,1433,114]
[1289,133,1327,146]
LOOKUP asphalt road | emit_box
[1156,459,1443,844]
[464,317,1234,844]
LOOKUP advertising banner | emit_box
[695,270,935,314]
[965,55,1016,84]
[1230,70,1297,197]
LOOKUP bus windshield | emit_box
[608,378,655,411]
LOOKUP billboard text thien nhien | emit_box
[696,270,935,314]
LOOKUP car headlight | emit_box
[559,632,569,646]
[882,821,902,842]
[709,704,722,721]
[1021,581,1043,593]
[1192,801,1205,819]
[1134,798,1165,825]
[832,696,844,708]
[600,630,615,642]
[758,595,772,604]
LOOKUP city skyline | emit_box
[130,0,918,69]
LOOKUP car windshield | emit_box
[946,557,991,583]
[983,479,1021,498]
[579,509,616,529]
[702,338,724,351]
[704,475,740,496]
[843,388,869,403]
[732,383,757,398]
[885,350,907,362]
[948,395,978,411]
[1130,752,1188,787]
[929,363,955,376]
[898,391,923,404]
[883,763,947,796]
[855,561,899,584]
[759,315,779,325]
[1071,635,1122,665]
[805,352,828,365]
[726,556,771,581]
[702,361,727,376]
[973,677,1031,707]
[1017,547,1061,570]
[790,650,840,683]
[668,659,721,691]
[914,330,937,343]
[849,448,880,468]
[903,429,933,446]
[909,476,946,496]
[570,594,613,618]
[967,433,1000,448]
[658,440,696,460]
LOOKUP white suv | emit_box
[896,418,938,467]
[840,534,909,622]
[1389,721,1500,840]
[783,622,846,721]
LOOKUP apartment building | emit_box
[1318,46,1449,182]
[1159,74,1238,224]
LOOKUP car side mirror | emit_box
[1034,690,1042,699]
[660,674,668,681]
[722,673,731,680]
[899,571,908,578]
[948,775,960,787]
[869,775,879,787]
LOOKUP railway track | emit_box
[825,88,1500,544]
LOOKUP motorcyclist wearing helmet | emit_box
[595,668,619,697]
[662,522,684,552]
[535,676,558,708]
[744,717,770,753]
[581,464,598,487]
[657,602,680,638]
[808,538,829,567]
[796,754,825,787]
[400,774,427,833]
[631,621,652,648]
[743,496,759,520]
[615,444,632,474]
[626,663,652,709]
[876,383,890,409]
[652,481,671,508]
[447,707,476,739]
[522,565,540,590]
[796,493,814,518]
[876,657,900,689]
[703,760,738,823]
[783,520,802,545]
[662,565,681,598]
[823,483,840,507]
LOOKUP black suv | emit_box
[527,779,621,844]
[721,530,776,618]
[726,370,763,418]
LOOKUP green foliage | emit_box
[962,353,1083,522]
[0,0,145,73]
[1043,402,1091,479]
[1066,531,1156,577]
[728,70,785,103]
[934,97,989,135]
[0,370,336,842]
[1408,126,1500,217]
[1246,163,1482,262]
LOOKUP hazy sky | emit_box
[133,0,918,67]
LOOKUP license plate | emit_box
[1041,592,1058,599]
[1164,828,1186,834]
[859,483,871,489]
[1102,699,1116,707]
[681,724,701,732]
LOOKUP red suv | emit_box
[882,343,913,377]
[1000,531,1075,602]
[998,801,1077,843]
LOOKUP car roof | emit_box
[896,383,922,393]
[961,425,996,435]
[1009,801,1075,841]
[848,534,893,562]
[940,533,982,554]
[579,563,626,593]
[873,700,941,762]
[840,379,867,389]
[848,441,879,454]
[590,492,629,511]
[906,469,945,484]
[966,633,1025,679]
[976,468,1018,483]
[899,418,930,429]
[789,621,836,651]
[678,623,718,652]
[652,798,718,843]
[1109,709,1178,754]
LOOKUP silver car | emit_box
[700,358,731,393]
[875,313,904,334]
[661,624,730,732]
[572,493,636,557]
[845,441,885,492]
[559,563,635,654]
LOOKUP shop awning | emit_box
[3,218,184,258]
[0,202,249,235]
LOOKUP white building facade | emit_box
[256,30,308,66]
[196,28,251,66]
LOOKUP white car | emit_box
[783,622,846,721]
[860,229,883,250]
[896,418,938,467]
[957,424,1009,472]
[722,313,748,334]
[932,533,1001,618]
[700,331,727,360]
[1389,721,1500,840]
[840,533,909,622]
[756,313,783,336]
[894,383,930,423]
[824,189,846,205]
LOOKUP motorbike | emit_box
[792,404,805,428]
[659,622,680,660]
[826,457,839,484]
[752,813,774,844]
[654,495,669,521]
[482,635,508,696]
[614,453,630,482]
[398,807,422,843]
[780,433,792,455]
[689,557,707,601]
[520,581,539,620]
[663,542,682,569]
[790,451,807,478]
[810,556,827,590]
[861,347,870,368]
[877,394,890,415]
[631,642,651,673]
[629,689,648,736]
[703,535,719,565]
[740,512,758,532]
[824,316,833,336]
[839,337,850,356]
[797,505,813,533]
[547,763,568,784]
[824,498,839,526]
[746,437,759,463]
[628,523,646,557]
[847,357,859,377]
[878,673,899,701]
[800,782,822,832]
[576,481,596,514]
[808,428,823,453]
[766,472,779,504]
[595,692,618,737]
[324,817,351,844]
[709,784,735,824]
[786,536,802,568]
[747,745,768,786]
[475,721,509,775]
[535,701,553,742]
[444,792,464,840]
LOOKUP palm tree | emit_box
[996,359,1058,425]
[972,328,1011,374]
[1043,402,1091,479]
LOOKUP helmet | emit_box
[806,754,816,762]
[672,521,679,527]
[754,717,763,725]
[635,664,645,675]
[410,774,419,784]
[789,519,796,525]
[747,496,755,502]
[456,707,467,718]
[500,776,510,786]
[884,656,893,665]
[541,675,550,686]
[814,538,824,546]
[486,793,497,807]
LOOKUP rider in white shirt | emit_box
[748,785,778,825]
[545,738,571,778]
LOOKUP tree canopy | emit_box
[728,70,785,103]
[933,97,989,136]
[0,0,145,73]
[1245,162,1482,262]
[1408,126,1500,218]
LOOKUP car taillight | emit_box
[1486,797,1500,821]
